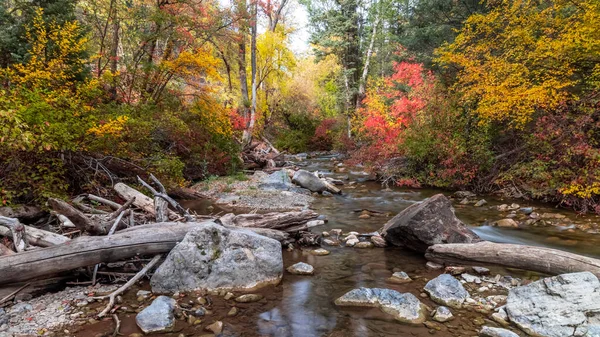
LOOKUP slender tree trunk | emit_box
[356,13,380,109]
[242,0,258,146]
[109,0,119,101]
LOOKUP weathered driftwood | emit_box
[114,183,177,220]
[0,216,28,252]
[0,222,209,285]
[0,223,69,247]
[49,198,129,235]
[219,210,319,231]
[137,174,194,221]
[87,194,122,210]
[425,241,600,278]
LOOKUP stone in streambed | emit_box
[494,219,519,228]
[370,235,387,247]
[234,294,263,303]
[381,194,480,252]
[505,271,600,337]
[135,296,176,334]
[424,274,469,308]
[287,262,314,275]
[310,248,330,256]
[335,288,428,324]
[292,170,327,192]
[388,272,412,284]
[479,326,519,337]
[150,222,283,293]
[432,306,454,322]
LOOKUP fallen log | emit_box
[219,210,319,231]
[425,241,600,278]
[0,222,208,285]
[0,221,290,285]
[114,183,177,220]
[0,224,69,247]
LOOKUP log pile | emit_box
[0,175,325,303]
[242,139,286,170]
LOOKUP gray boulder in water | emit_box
[135,296,176,333]
[424,274,469,308]
[381,194,480,252]
[335,287,428,324]
[151,222,283,293]
[292,170,327,193]
[259,170,311,195]
[505,272,600,337]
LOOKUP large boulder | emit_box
[136,296,177,334]
[505,272,600,337]
[259,170,311,195]
[424,274,469,308]
[335,288,428,324]
[151,222,283,293]
[381,194,480,252]
[292,170,327,193]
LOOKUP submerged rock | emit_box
[424,274,469,308]
[381,194,480,252]
[495,219,519,228]
[310,248,330,256]
[135,296,176,334]
[479,326,519,337]
[505,272,600,337]
[335,288,428,324]
[151,222,283,293]
[292,170,327,192]
[287,262,314,275]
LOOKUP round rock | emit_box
[287,262,315,275]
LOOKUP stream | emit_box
[68,153,600,337]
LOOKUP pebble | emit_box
[287,262,315,275]
[370,235,387,247]
[205,321,223,334]
[355,241,374,248]
[224,292,234,300]
[345,238,359,247]
[322,238,339,246]
[358,214,370,219]
[432,306,454,322]
[445,266,466,275]
[322,231,330,237]
[227,307,238,316]
[474,199,487,207]
[426,261,443,270]
[462,273,482,284]
[330,229,342,236]
[388,271,412,284]
[234,294,263,303]
[311,248,330,256]
[472,266,490,275]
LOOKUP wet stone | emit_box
[135,296,176,334]
[424,274,469,308]
[432,306,454,322]
[234,294,263,303]
[205,321,223,334]
[388,271,412,284]
[355,241,374,248]
[426,262,444,270]
[370,235,387,247]
[310,248,330,256]
[445,266,467,275]
[287,262,315,275]
[335,287,428,324]
[472,266,490,275]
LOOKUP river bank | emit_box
[2,152,600,336]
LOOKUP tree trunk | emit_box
[425,241,600,278]
[109,0,120,100]
[356,12,380,109]
[242,0,259,146]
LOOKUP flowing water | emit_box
[69,154,600,337]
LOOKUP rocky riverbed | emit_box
[3,152,600,337]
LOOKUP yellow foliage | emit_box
[436,0,600,127]
[87,116,129,136]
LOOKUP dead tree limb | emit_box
[137,174,194,221]
[0,216,29,252]
[0,224,69,247]
[87,194,122,210]
[425,241,600,278]
[219,210,319,231]
[108,197,136,221]
[93,254,162,317]
[49,198,95,233]
[0,283,30,305]
[114,183,177,219]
